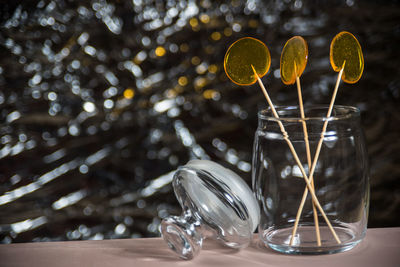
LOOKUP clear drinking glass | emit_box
[252,105,369,254]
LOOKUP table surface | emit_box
[0,228,399,267]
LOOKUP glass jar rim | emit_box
[258,105,360,122]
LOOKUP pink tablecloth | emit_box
[1,228,399,267]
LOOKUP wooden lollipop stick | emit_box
[290,75,321,246]
[251,66,341,244]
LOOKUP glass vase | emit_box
[252,105,369,254]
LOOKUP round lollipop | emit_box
[280,36,321,246]
[224,37,271,86]
[280,36,308,85]
[330,31,364,84]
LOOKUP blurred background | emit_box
[0,0,399,244]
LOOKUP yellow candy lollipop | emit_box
[224,37,271,86]
[330,31,364,84]
[280,36,321,246]
[280,36,308,85]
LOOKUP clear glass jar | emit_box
[252,105,369,254]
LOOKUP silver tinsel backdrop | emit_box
[0,0,399,243]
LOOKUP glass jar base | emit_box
[261,226,363,255]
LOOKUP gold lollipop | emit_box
[280,36,322,246]
[330,31,364,84]
[224,37,271,86]
[308,31,364,180]
[224,37,276,115]
[280,36,308,85]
